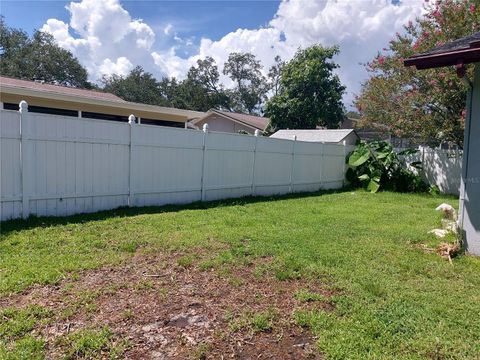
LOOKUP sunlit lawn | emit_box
[1,190,479,359]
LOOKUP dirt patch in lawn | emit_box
[0,252,334,359]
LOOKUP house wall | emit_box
[0,107,353,221]
[195,113,256,134]
[0,92,190,123]
[460,64,480,255]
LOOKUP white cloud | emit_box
[163,23,173,36]
[41,0,426,106]
[41,0,155,81]
[99,57,133,77]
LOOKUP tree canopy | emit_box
[0,17,90,88]
[265,45,345,130]
[355,0,479,148]
[223,52,268,114]
[102,66,165,105]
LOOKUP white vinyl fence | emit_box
[0,105,353,220]
[402,146,462,196]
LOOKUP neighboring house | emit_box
[191,109,270,134]
[0,76,205,127]
[270,129,359,145]
[405,31,480,255]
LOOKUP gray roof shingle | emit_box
[270,129,357,143]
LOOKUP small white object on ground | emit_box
[429,229,449,238]
[435,203,457,220]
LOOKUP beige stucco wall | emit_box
[195,113,256,134]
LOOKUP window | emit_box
[140,118,184,128]
[3,103,78,117]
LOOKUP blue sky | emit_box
[2,1,280,57]
[0,0,426,106]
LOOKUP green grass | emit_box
[55,327,126,360]
[1,190,479,359]
[229,308,277,333]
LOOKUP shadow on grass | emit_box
[1,188,356,235]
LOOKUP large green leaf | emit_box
[348,147,370,167]
[358,174,370,181]
[367,178,380,193]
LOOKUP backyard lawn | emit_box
[1,190,479,359]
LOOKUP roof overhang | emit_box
[404,47,480,70]
[191,109,264,131]
[0,84,205,122]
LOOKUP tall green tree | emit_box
[0,17,90,88]
[265,45,345,130]
[101,66,166,105]
[268,55,285,97]
[223,52,268,114]
[182,57,231,111]
[355,0,479,148]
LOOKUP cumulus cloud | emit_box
[41,0,155,80]
[41,0,426,105]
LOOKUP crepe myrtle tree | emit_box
[355,0,480,148]
[265,45,345,130]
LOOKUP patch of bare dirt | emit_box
[0,253,333,359]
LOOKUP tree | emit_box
[182,57,231,111]
[101,66,166,105]
[355,0,479,148]
[0,17,90,88]
[223,52,268,114]
[265,45,345,130]
[268,55,285,96]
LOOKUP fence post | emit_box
[200,123,209,202]
[342,140,347,187]
[19,100,30,219]
[128,114,135,207]
[319,142,324,190]
[251,130,260,196]
[289,135,297,193]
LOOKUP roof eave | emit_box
[0,84,205,120]
[404,47,480,70]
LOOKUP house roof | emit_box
[193,109,270,130]
[0,76,125,102]
[270,129,358,143]
[0,76,205,121]
[404,31,480,69]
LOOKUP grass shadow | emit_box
[0,187,355,235]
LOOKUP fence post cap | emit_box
[128,114,136,124]
[202,123,209,132]
[254,129,260,137]
[19,100,28,113]
[293,135,297,141]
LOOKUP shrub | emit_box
[346,141,428,193]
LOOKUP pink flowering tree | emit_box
[355,0,480,148]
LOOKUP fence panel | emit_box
[253,137,294,196]
[0,107,353,221]
[26,113,130,217]
[401,146,462,195]
[203,131,256,201]
[132,125,204,206]
[322,144,347,189]
[0,110,22,220]
[292,141,323,193]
